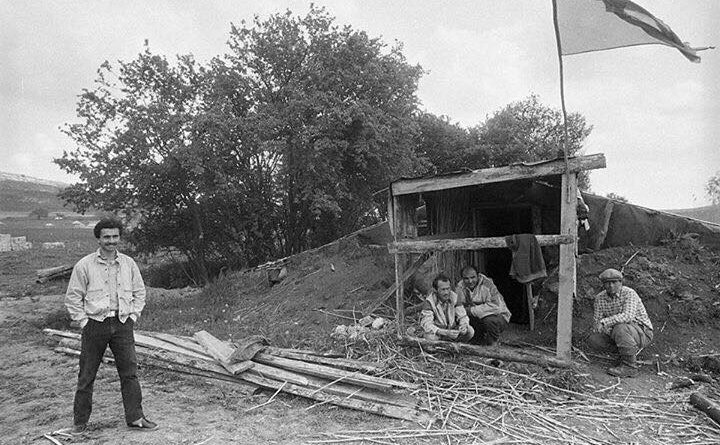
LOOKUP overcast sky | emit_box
[1,0,718,210]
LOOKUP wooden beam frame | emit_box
[391,153,606,196]
[556,173,578,361]
[387,154,604,361]
[388,234,573,254]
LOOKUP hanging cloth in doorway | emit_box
[506,234,547,283]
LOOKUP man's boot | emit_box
[607,355,639,378]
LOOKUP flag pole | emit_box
[551,0,571,171]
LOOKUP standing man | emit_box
[64,217,158,433]
[455,266,511,346]
[588,268,653,378]
[420,273,474,342]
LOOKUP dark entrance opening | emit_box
[473,206,534,324]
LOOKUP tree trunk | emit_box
[190,203,210,284]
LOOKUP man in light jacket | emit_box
[64,217,158,434]
[420,273,474,342]
[455,266,511,346]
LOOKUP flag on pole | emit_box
[554,0,708,62]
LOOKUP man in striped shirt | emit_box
[588,268,653,378]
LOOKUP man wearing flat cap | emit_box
[588,268,653,377]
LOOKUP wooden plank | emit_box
[55,344,114,364]
[46,329,211,363]
[388,234,573,254]
[258,370,419,409]
[253,353,416,391]
[139,330,384,375]
[55,343,253,388]
[525,283,535,331]
[556,173,578,361]
[237,371,435,424]
[36,264,74,283]
[193,330,253,374]
[135,332,213,361]
[387,192,395,238]
[135,330,210,357]
[395,194,419,239]
[36,264,73,277]
[55,336,231,376]
[194,330,234,361]
[57,340,423,414]
[400,336,577,369]
[392,194,405,335]
[593,200,615,250]
[264,347,383,374]
[50,332,433,424]
[689,392,720,428]
[44,328,81,340]
[394,253,405,336]
[391,154,606,196]
[364,251,433,316]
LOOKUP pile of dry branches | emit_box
[312,336,720,444]
[45,325,719,444]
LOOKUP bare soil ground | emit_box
[1,220,720,444]
[0,294,395,445]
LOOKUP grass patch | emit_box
[140,271,338,352]
[142,260,197,289]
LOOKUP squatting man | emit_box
[421,269,512,346]
[62,218,158,435]
[588,268,653,378]
[455,266,512,346]
[420,273,475,342]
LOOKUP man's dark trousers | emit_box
[469,314,507,345]
[74,317,143,426]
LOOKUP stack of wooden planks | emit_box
[44,328,434,425]
[36,265,74,283]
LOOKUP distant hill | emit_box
[663,204,720,225]
[0,171,70,214]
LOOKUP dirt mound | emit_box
[217,226,720,367]
[573,237,720,360]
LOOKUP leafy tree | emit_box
[56,45,282,283]
[225,7,426,251]
[472,95,593,189]
[706,171,720,205]
[414,95,593,189]
[56,7,426,281]
[414,113,475,175]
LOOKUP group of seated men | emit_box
[419,266,653,378]
[420,266,510,347]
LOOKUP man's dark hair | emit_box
[94,218,124,239]
[461,265,477,276]
[432,273,452,290]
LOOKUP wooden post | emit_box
[394,252,404,335]
[556,173,577,360]
[392,195,405,336]
[390,194,420,335]
[525,283,535,331]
